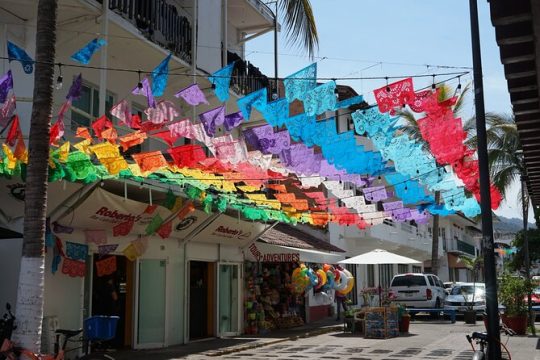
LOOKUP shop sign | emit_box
[211,225,251,240]
[248,243,300,263]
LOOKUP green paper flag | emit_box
[185,185,203,200]
[203,194,213,214]
[217,196,227,213]
[163,189,177,210]
[145,213,163,235]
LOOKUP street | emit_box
[183,319,539,360]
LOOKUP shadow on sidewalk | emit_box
[112,318,342,360]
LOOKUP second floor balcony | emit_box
[446,238,477,257]
[103,0,193,64]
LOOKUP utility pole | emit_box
[521,175,535,336]
[468,0,501,358]
[273,0,278,99]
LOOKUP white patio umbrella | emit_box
[338,248,421,265]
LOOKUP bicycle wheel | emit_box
[78,354,115,360]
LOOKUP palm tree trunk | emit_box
[430,191,441,276]
[12,0,58,352]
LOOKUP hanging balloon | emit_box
[307,268,319,289]
[323,264,332,272]
[314,269,327,290]
[325,270,335,289]
[334,270,349,292]
[291,267,308,294]
[337,275,355,296]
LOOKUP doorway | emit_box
[91,255,129,348]
[189,261,215,340]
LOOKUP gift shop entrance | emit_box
[89,255,131,348]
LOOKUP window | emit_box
[441,227,446,240]
[398,264,409,274]
[71,82,114,130]
[412,265,422,273]
[367,264,375,287]
[390,274,427,287]
[378,264,393,289]
[427,276,435,286]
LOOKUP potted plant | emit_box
[397,304,410,333]
[499,273,531,335]
[458,255,483,324]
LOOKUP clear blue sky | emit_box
[246,0,530,221]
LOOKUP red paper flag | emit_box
[61,257,86,277]
[144,204,158,214]
[177,201,195,220]
[6,115,21,146]
[96,256,117,277]
[157,220,172,239]
[130,114,142,129]
[139,121,163,133]
[92,115,113,138]
[152,130,179,147]
[167,144,207,168]
[113,220,134,237]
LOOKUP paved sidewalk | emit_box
[112,317,540,360]
[113,318,342,360]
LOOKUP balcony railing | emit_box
[228,51,271,97]
[446,238,477,256]
[103,0,192,64]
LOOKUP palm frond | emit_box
[279,0,319,58]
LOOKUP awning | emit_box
[246,241,346,264]
[245,223,346,264]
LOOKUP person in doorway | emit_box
[103,276,119,316]
[335,266,348,321]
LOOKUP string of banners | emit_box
[0,38,502,231]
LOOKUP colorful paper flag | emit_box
[70,38,107,65]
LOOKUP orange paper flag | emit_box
[132,151,168,172]
[76,127,92,140]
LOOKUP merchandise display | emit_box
[244,262,305,334]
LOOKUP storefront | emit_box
[243,224,346,334]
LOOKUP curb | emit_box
[205,325,343,357]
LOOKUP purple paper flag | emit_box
[132,77,156,108]
[175,83,209,106]
[363,186,388,202]
[98,244,119,256]
[66,74,82,102]
[53,222,74,234]
[382,201,403,211]
[223,111,244,132]
[198,106,225,137]
[0,70,13,103]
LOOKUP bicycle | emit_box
[465,322,515,360]
[1,303,118,360]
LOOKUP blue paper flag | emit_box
[209,62,235,102]
[283,63,317,103]
[237,88,267,120]
[151,53,172,97]
[70,38,107,65]
[7,41,34,74]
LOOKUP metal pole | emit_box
[521,175,535,336]
[98,0,109,116]
[468,0,501,358]
[274,1,278,98]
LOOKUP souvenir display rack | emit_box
[364,306,399,339]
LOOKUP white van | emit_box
[388,273,447,309]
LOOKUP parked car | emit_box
[443,281,458,295]
[522,286,540,305]
[444,283,486,314]
[388,273,446,309]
